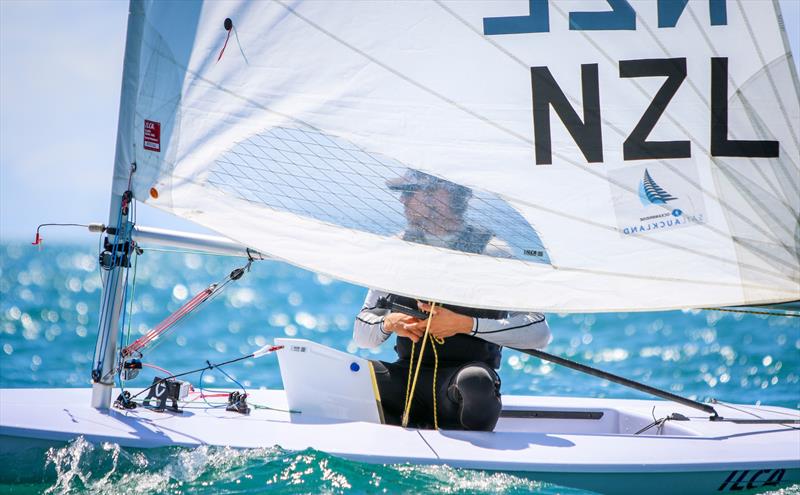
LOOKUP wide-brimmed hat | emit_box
[386,170,441,192]
[386,169,472,196]
[387,169,473,215]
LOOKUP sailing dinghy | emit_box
[2,337,799,495]
[2,1,800,493]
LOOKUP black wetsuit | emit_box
[354,225,549,431]
[372,295,506,431]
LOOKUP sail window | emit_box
[207,127,550,264]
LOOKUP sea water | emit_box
[0,242,798,494]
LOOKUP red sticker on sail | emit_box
[143,120,161,152]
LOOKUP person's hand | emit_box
[404,302,473,340]
[383,312,425,342]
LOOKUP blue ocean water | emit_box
[0,242,798,494]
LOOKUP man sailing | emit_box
[353,170,551,431]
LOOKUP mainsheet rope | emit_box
[401,302,444,429]
[430,334,444,430]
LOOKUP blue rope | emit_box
[94,191,130,377]
[198,368,228,409]
[217,365,246,393]
[93,217,122,373]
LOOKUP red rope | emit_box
[123,286,215,356]
[217,29,231,62]
[141,362,175,377]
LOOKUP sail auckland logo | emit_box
[639,169,676,206]
[620,168,703,236]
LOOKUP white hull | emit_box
[2,387,798,494]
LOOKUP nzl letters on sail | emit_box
[482,0,780,165]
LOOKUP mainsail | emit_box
[110,0,799,312]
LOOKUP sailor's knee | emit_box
[450,366,498,398]
[447,365,501,431]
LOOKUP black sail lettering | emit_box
[711,57,779,158]
[531,64,603,164]
[619,58,690,160]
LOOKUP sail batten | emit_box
[116,0,799,312]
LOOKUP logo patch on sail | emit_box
[609,163,706,237]
[143,119,161,152]
[639,169,677,206]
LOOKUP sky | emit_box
[1,0,799,243]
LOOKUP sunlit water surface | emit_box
[1,242,798,494]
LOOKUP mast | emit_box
[91,0,145,409]
[90,193,131,409]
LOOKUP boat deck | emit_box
[1,388,798,494]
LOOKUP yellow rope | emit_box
[403,339,416,414]
[431,335,444,430]
[401,302,437,428]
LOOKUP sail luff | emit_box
[110,1,144,197]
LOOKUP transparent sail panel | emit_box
[206,126,550,263]
[710,54,800,299]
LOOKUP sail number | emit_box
[482,1,779,165]
[718,469,786,491]
[484,0,727,34]
[529,57,779,165]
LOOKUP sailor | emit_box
[353,170,551,431]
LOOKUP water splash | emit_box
[30,439,556,495]
[5,438,791,495]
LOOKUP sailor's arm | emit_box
[471,312,552,349]
[414,302,551,349]
[353,290,427,348]
[352,289,392,349]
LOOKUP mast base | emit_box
[91,382,113,410]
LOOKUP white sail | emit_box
[112,0,799,312]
